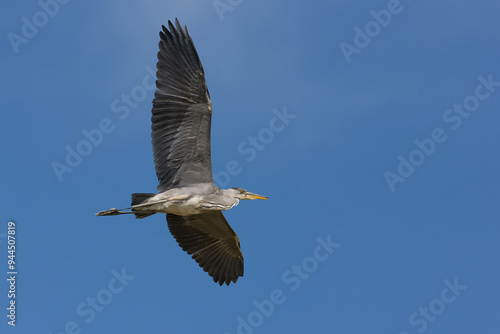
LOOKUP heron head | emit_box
[229,187,268,200]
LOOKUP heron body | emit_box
[131,185,241,216]
[96,19,267,285]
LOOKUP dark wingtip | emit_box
[159,25,169,40]
[212,271,240,286]
[168,19,176,32]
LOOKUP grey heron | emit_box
[96,19,267,286]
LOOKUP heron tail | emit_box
[131,193,156,219]
[131,193,156,206]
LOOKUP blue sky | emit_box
[1,0,500,333]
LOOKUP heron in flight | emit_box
[96,19,267,285]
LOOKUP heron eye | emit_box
[240,190,244,194]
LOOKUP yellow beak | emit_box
[248,194,268,200]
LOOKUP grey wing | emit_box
[152,19,213,192]
[166,212,244,285]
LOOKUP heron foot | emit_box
[95,208,120,216]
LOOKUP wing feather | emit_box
[152,19,213,191]
[166,212,244,285]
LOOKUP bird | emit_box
[95,19,267,286]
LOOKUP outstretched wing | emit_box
[166,212,244,285]
[152,19,213,192]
